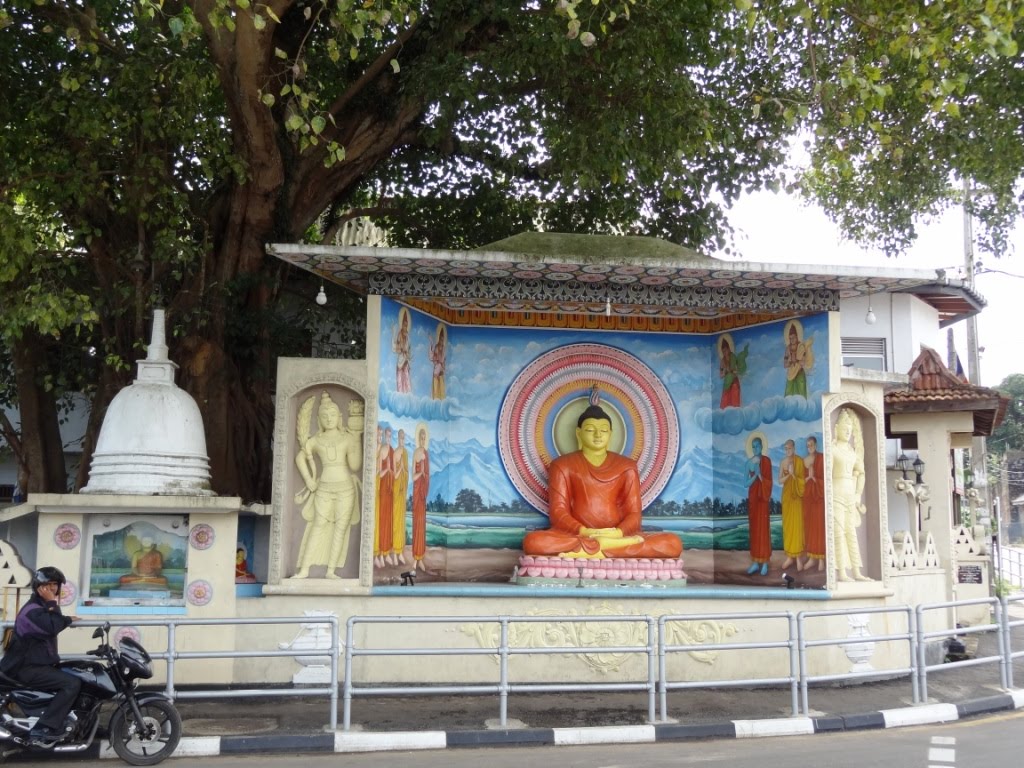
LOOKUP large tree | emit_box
[1,1,1022,501]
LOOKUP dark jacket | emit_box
[0,591,73,674]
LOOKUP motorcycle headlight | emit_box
[118,637,153,679]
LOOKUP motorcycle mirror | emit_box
[92,627,103,639]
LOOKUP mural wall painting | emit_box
[375,299,833,589]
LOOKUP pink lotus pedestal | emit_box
[514,555,687,586]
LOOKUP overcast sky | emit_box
[715,190,1023,388]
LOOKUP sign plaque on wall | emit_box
[957,564,984,584]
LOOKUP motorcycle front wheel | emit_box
[108,699,182,766]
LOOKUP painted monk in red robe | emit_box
[522,405,683,559]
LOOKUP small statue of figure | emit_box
[294,392,364,579]
[830,408,870,582]
[521,393,682,560]
[235,546,256,583]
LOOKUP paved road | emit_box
[37,708,1024,768]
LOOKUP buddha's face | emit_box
[577,418,612,452]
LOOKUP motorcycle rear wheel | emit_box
[108,699,181,766]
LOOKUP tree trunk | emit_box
[11,333,68,494]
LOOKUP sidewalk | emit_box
[157,607,1024,759]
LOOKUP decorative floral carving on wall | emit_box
[58,580,77,607]
[186,579,213,606]
[54,523,81,550]
[189,524,215,550]
[460,601,736,674]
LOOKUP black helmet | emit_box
[32,566,66,590]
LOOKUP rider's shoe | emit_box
[27,724,63,748]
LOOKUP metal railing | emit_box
[342,614,657,730]
[916,598,1006,701]
[995,546,1024,590]
[798,605,917,714]
[1,615,343,729]
[658,611,799,721]
[4,596,1024,731]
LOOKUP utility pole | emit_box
[963,181,992,540]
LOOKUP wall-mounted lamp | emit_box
[865,286,877,325]
[895,452,929,503]
[315,284,327,306]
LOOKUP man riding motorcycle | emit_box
[0,566,79,746]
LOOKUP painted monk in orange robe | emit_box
[522,405,683,559]
[802,435,826,570]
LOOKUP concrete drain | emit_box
[182,717,278,736]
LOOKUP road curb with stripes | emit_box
[139,689,1024,759]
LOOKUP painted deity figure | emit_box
[429,324,447,400]
[783,321,814,398]
[393,308,412,394]
[830,408,870,582]
[802,436,827,570]
[411,425,430,571]
[745,434,773,576]
[391,428,409,565]
[294,393,364,579]
[119,537,167,587]
[522,404,683,559]
[718,334,749,409]
[778,438,806,570]
[374,426,395,568]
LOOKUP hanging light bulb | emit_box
[316,284,327,306]
[605,296,611,317]
[865,286,877,325]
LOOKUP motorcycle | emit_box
[0,622,181,765]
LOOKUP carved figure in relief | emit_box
[778,438,806,571]
[830,408,870,582]
[411,424,430,570]
[802,436,827,570]
[745,433,773,575]
[521,394,683,560]
[294,393,364,578]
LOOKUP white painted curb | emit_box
[1010,690,1024,709]
[334,730,447,753]
[733,718,814,738]
[881,703,959,728]
[553,724,657,745]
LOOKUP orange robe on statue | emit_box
[522,451,683,558]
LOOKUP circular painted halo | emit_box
[54,523,81,550]
[498,343,679,514]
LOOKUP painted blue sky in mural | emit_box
[379,299,828,508]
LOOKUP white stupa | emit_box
[82,309,214,496]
